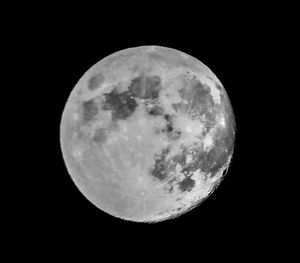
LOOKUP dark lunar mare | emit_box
[150,147,171,181]
[177,176,196,192]
[144,75,161,99]
[172,79,215,119]
[87,73,105,91]
[79,73,166,147]
[151,132,233,193]
[127,77,144,98]
[82,99,98,122]
[147,78,224,191]
[127,73,181,140]
[171,147,197,192]
[150,146,196,193]
[100,74,162,122]
[172,139,231,181]
[92,128,107,144]
[128,74,162,100]
[102,88,138,121]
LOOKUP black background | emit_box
[14,4,285,260]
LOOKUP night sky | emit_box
[17,5,283,260]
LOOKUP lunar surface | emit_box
[60,46,235,222]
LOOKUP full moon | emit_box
[60,46,235,222]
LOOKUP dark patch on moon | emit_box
[149,146,200,193]
[147,104,165,116]
[128,74,162,100]
[161,114,174,134]
[96,73,164,123]
[82,99,98,122]
[102,88,138,121]
[150,147,171,181]
[144,75,161,99]
[172,79,215,119]
[92,128,107,144]
[127,76,144,98]
[87,72,105,91]
[177,176,196,192]
[157,114,182,141]
[156,141,230,191]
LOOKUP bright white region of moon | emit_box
[60,46,235,222]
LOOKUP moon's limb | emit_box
[60,45,235,222]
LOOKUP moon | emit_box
[60,46,235,222]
